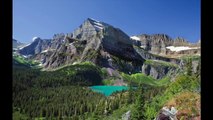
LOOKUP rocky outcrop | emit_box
[164,91,200,120]
[133,45,181,64]
[173,37,189,46]
[155,107,178,120]
[142,60,178,79]
[122,110,131,120]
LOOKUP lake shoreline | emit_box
[89,85,129,96]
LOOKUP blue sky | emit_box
[13,0,200,43]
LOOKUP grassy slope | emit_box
[13,55,40,68]
[101,74,200,120]
[143,74,200,119]
[144,59,178,68]
[178,55,200,61]
[121,72,171,87]
[165,91,200,119]
[13,108,29,120]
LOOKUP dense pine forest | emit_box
[13,56,200,120]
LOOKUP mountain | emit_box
[16,18,200,79]
[131,34,200,58]
[18,18,144,72]
[18,37,51,56]
[13,39,25,49]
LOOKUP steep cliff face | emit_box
[131,34,173,55]
[22,18,144,72]
[133,45,181,64]
[102,26,142,63]
[131,34,200,57]
[142,60,178,79]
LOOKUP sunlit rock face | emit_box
[131,34,200,57]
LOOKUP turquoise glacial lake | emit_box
[90,86,128,96]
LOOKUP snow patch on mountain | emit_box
[32,37,39,41]
[41,49,48,53]
[88,18,104,30]
[19,43,31,50]
[94,25,103,30]
[89,18,100,22]
[166,46,200,52]
[130,36,140,41]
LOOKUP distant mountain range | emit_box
[13,39,25,49]
[14,18,200,79]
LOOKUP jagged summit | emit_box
[72,18,105,39]
[87,18,100,23]
[86,18,112,31]
[87,18,104,30]
[134,34,172,40]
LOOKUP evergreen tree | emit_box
[131,83,145,120]
[186,58,193,76]
[195,58,201,79]
[127,80,133,104]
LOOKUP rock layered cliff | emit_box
[131,34,200,57]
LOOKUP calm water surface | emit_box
[90,85,128,96]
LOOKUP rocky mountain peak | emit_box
[175,37,187,42]
[53,33,65,39]
[87,18,101,24]
[153,34,171,40]
[86,18,111,28]
[72,18,104,40]
[18,37,51,56]
[173,37,189,46]
[24,18,144,70]
[87,18,104,31]
[135,34,172,40]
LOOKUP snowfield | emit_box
[130,36,140,41]
[94,25,103,30]
[19,43,31,50]
[166,46,200,52]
